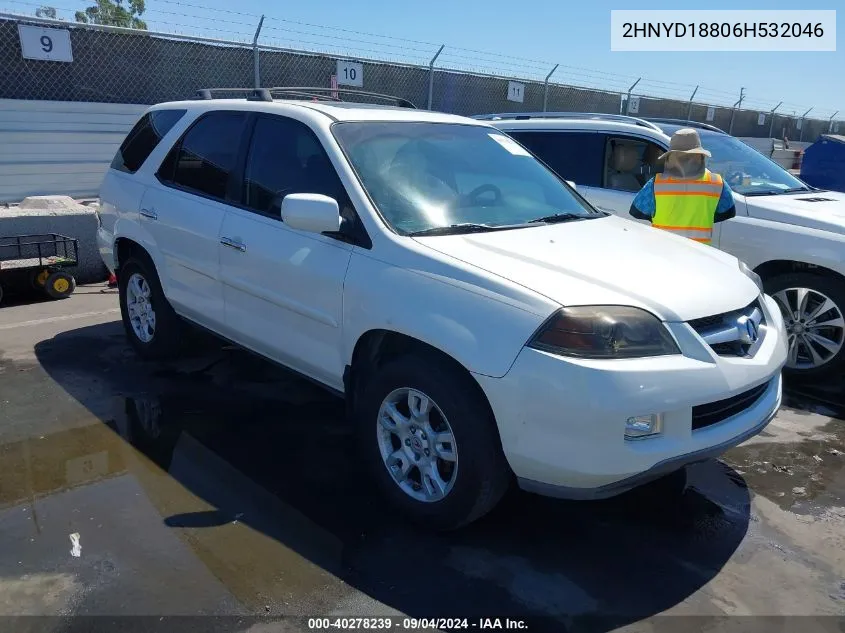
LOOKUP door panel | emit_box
[219,207,352,388]
[139,186,227,328]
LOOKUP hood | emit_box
[413,216,759,322]
[744,189,845,234]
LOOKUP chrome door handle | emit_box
[140,208,158,220]
[220,237,246,252]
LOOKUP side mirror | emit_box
[566,180,576,191]
[281,194,342,234]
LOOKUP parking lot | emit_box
[1,287,844,630]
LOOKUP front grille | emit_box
[691,380,771,430]
[687,299,765,357]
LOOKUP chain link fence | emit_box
[0,12,840,141]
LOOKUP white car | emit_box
[97,90,786,529]
[481,113,845,379]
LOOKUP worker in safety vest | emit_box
[629,128,735,245]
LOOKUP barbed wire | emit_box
[1,1,840,119]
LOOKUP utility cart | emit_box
[0,233,79,305]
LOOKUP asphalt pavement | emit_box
[0,286,843,633]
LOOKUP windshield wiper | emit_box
[407,223,505,237]
[743,190,784,197]
[527,212,591,224]
[783,186,811,193]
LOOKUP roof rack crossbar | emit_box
[195,88,272,101]
[194,86,417,109]
[265,87,417,109]
[473,112,663,132]
[643,118,726,134]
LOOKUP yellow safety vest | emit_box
[652,169,723,245]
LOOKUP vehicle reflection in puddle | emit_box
[5,335,845,624]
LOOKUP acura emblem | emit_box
[736,315,760,344]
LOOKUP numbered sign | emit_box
[796,118,803,130]
[18,24,73,62]
[507,81,525,103]
[706,106,715,122]
[336,60,363,87]
[834,122,841,134]
[757,112,766,126]
[628,95,640,114]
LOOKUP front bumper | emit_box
[473,294,787,498]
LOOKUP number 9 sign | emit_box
[18,24,73,62]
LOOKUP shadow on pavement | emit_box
[24,322,758,630]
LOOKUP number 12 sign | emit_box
[336,60,363,87]
[18,25,73,62]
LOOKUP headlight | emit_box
[738,260,764,293]
[528,306,680,359]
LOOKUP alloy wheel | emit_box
[376,387,458,503]
[772,287,845,370]
[126,272,157,344]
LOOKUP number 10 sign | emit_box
[336,60,363,87]
[18,24,73,62]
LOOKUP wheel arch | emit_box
[344,329,496,423]
[754,259,845,286]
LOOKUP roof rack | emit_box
[473,112,664,133]
[643,118,727,134]
[195,86,417,109]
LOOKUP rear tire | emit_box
[356,353,511,531]
[44,271,76,299]
[764,272,845,380]
[118,256,182,360]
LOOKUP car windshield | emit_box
[331,122,600,235]
[698,131,810,196]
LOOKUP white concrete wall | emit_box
[0,99,146,203]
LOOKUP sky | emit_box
[6,0,843,119]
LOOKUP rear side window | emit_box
[110,109,186,174]
[159,111,249,201]
[508,131,604,188]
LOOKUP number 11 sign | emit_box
[18,24,73,62]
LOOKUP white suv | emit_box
[482,112,845,380]
[97,90,786,529]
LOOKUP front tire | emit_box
[357,353,511,531]
[118,257,181,360]
[764,272,845,379]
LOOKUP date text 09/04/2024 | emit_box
[307,618,528,630]
[621,22,824,38]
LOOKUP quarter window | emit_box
[110,109,186,174]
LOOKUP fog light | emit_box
[625,414,663,439]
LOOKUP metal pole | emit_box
[686,85,698,121]
[799,107,812,142]
[729,87,745,135]
[624,77,641,115]
[252,15,265,90]
[829,110,840,133]
[543,64,559,113]
[768,101,782,139]
[427,45,444,111]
